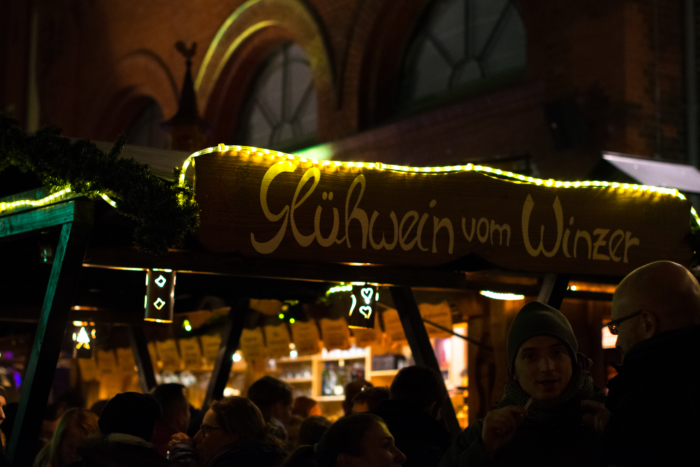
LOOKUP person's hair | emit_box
[292,396,318,418]
[33,408,99,467]
[282,413,384,467]
[297,416,332,446]
[342,379,373,416]
[247,376,293,420]
[390,366,446,414]
[353,386,390,412]
[151,383,189,425]
[211,396,279,445]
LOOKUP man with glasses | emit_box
[601,261,700,466]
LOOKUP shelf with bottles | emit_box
[319,358,367,398]
[276,357,314,383]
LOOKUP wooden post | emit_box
[3,200,93,467]
[128,326,157,393]
[537,273,570,309]
[389,287,461,438]
[202,301,248,409]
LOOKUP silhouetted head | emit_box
[612,261,700,357]
[389,366,446,419]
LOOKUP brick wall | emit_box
[2,0,688,179]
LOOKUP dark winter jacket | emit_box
[373,399,452,467]
[602,324,700,466]
[439,377,605,467]
[79,434,169,467]
[169,438,286,467]
[439,416,600,467]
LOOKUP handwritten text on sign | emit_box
[195,152,692,275]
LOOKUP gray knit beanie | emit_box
[507,301,578,375]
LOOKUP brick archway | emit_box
[343,0,433,131]
[84,50,179,142]
[196,0,336,145]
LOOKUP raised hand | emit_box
[581,400,610,434]
[481,405,527,455]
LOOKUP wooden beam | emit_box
[0,200,88,240]
[6,200,93,467]
[84,247,473,289]
[389,287,462,439]
[203,300,248,409]
[537,273,570,309]
[128,326,157,393]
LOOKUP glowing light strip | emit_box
[327,283,353,295]
[0,187,120,215]
[178,144,700,226]
[99,193,118,208]
[0,188,73,212]
[480,290,525,301]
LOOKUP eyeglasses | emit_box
[199,424,224,437]
[604,311,643,335]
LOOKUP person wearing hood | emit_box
[601,261,700,466]
[439,301,606,467]
[80,392,167,467]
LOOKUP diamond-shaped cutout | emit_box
[155,275,166,288]
[153,298,166,310]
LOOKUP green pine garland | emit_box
[0,115,199,254]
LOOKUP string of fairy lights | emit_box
[2,143,698,228]
[177,144,700,226]
[0,188,117,213]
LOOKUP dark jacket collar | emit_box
[620,324,700,371]
[606,324,700,409]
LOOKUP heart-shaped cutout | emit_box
[361,287,374,304]
[359,306,373,319]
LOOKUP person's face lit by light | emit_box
[513,335,573,400]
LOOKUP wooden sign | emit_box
[178,337,203,369]
[264,324,292,358]
[250,299,283,316]
[78,354,98,381]
[200,334,222,366]
[116,347,136,373]
[240,328,266,360]
[320,318,351,350]
[290,320,321,355]
[97,350,118,377]
[193,148,693,276]
[382,308,406,344]
[156,340,181,371]
[352,314,381,347]
[420,301,453,338]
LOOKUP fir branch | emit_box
[0,115,199,254]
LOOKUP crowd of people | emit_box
[0,260,698,467]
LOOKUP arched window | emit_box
[125,98,170,149]
[235,42,317,151]
[399,0,526,109]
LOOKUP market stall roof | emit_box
[603,152,700,194]
[3,140,690,464]
[2,144,698,282]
